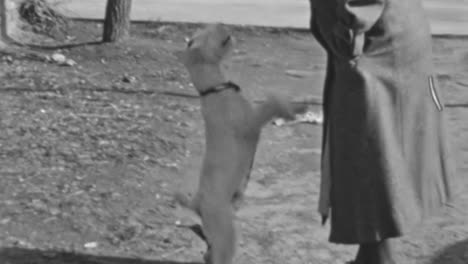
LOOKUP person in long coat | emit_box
[309,0,458,263]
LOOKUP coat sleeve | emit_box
[334,0,386,57]
[310,7,328,51]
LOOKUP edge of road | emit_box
[71,18,468,39]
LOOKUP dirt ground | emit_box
[0,21,468,264]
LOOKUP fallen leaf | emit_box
[285,69,311,78]
[122,75,137,83]
[49,207,60,216]
[84,242,98,249]
[0,218,11,225]
[63,59,77,67]
[51,53,67,64]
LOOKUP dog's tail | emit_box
[254,93,308,127]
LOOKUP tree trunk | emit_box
[0,0,7,44]
[102,0,132,42]
[1,0,24,46]
[309,0,313,31]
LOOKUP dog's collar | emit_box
[198,81,241,97]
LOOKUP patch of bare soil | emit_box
[0,20,468,264]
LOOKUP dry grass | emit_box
[0,20,467,264]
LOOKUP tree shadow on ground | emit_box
[0,247,202,264]
[429,239,468,264]
[24,40,104,50]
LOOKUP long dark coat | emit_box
[310,0,458,244]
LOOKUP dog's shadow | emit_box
[0,247,202,264]
[429,239,468,264]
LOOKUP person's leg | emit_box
[354,239,396,264]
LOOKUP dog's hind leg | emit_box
[200,202,237,264]
[188,223,207,241]
[187,224,212,264]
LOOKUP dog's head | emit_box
[175,23,235,66]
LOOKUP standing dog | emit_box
[174,23,306,264]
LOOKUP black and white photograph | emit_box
[0,0,467,263]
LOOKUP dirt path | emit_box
[58,0,468,35]
[0,21,467,264]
